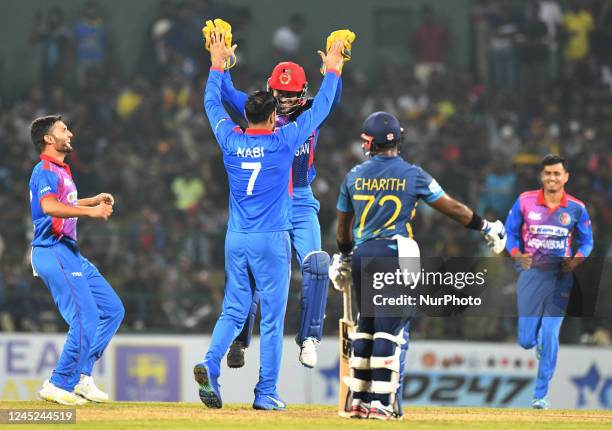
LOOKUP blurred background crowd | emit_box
[0,0,610,345]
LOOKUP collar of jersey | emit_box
[40,154,68,168]
[373,155,398,160]
[536,189,567,208]
[245,128,274,135]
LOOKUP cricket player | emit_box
[505,154,593,409]
[194,31,344,410]
[219,29,353,369]
[29,115,124,405]
[329,111,506,420]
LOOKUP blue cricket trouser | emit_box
[205,230,291,396]
[516,267,572,399]
[234,200,326,345]
[31,240,124,391]
[351,239,411,407]
[290,205,321,266]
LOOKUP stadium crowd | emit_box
[0,0,610,345]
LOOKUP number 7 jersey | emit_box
[336,155,445,245]
[205,68,341,233]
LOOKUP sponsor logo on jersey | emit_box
[71,272,83,277]
[528,211,542,221]
[39,186,51,195]
[528,225,569,236]
[526,237,566,250]
[559,212,571,226]
[67,191,78,204]
[64,178,72,186]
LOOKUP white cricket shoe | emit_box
[74,375,109,402]
[368,400,402,421]
[299,338,320,368]
[349,398,370,419]
[39,380,87,406]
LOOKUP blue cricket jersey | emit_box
[336,156,445,245]
[30,155,79,247]
[205,67,340,233]
[220,71,342,199]
[504,189,594,265]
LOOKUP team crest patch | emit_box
[559,212,571,226]
[279,71,291,85]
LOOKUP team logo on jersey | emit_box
[64,178,72,186]
[428,179,442,194]
[528,211,542,221]
[559,212,571,226]
[67,191,78,203]
[279,72,291,85]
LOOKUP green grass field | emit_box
[2,401,612,430]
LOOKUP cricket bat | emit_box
[338,286,355,417]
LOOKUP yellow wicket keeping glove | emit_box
[202,18,236,70]
[320,29,356,74]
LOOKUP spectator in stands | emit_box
[272,14,304,61]
[411,6,448,87]
[561,0,594,76]
[73,1,109,86]
[488,0,519,89]
[29,8,72,95]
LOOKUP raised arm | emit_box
[204,31,239,146]
[221,71,248,118]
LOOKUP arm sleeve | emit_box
[204,68,239,151]
[504,197,523,256]
[221,70,248,119]
[336,177,353,213]
[574,206,594,257]
[330,75,342,113]
[278,71,340,153]
[416,168,445,203]
[318,75,343,129]
[36,170,60,203]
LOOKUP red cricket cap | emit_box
[268,62,307,92]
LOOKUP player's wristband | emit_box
[465,212,484,231]
[337,240,354,256]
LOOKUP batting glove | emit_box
[482,220,507,255]
[329,253,352,292]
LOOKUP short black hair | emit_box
[30,115,62,152]
[245,91,277,125]
[541,154,568,172]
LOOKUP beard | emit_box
[57,141,73,153]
